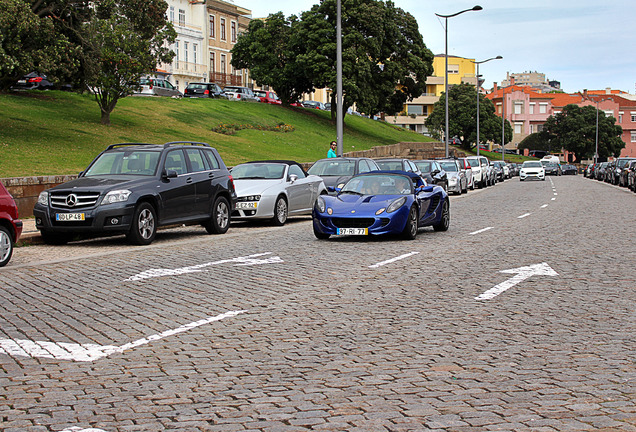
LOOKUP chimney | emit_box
[583,89,588,98]
[605,87,611,94]
[493,82,498,92]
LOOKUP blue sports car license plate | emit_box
[337,228,368,235]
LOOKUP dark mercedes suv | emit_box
[33,141,236,245]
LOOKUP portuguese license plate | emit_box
[337,228,367,235]
[56,213,85,221]
[236,202,257,209]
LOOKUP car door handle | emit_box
[186,177,193,184]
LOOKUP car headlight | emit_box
[101,189,132,205]
[449,177,457,184]
[37,191,49,206]
[315,196,326,213]
[387,196,406,213]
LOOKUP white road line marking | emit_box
[554,192,558,195]
[551,198,556,201]
[541,204,548,208]
[369,252,419,269]
[126,253,283,281]
[518,213,532,219]
[0,310,246,362]
[470,227,494,235]
[475,263,558,300]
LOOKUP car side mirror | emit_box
[327,186,335,192]
[288,174,298,183]
[431,169,440,176]
[162,169,178,179]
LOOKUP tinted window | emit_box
[85,150,160,177]
[376,161,403,171]
[358,160,371,173]
[202,149,220,169]
[164,150,187,175]
[185,149,209,172]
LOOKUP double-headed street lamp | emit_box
[435,5,482,158]
[473,56,502,156]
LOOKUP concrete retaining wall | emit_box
[1,175,77,219]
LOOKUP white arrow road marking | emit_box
[475,263,558,300]
[470,227,494,235]
[369,252,419,269]
[61,428,108,432]
[126,253,283,281]
[0,310,246,362]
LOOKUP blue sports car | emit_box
[312,171,450,240]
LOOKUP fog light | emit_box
[110,217,119,225]
[36,218,42,225]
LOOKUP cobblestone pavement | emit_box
[1,176,635,431]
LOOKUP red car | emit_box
[0,181,23,267]
[254,90,282,105]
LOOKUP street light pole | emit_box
[435,5,482,158]
[595,100,599,165]
[473,56,502,156]
[336,0,343,156]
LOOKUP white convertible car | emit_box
[230,161,327,225]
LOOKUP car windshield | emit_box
[617,159,633,168]
[523,162,543,168]
[85,150,160,176]
[376,161,403,171]
[308,160,356,176]
[545,163,558,167]
[439,161,459,172]
[231,163,286,179]
[342,174,413,195]
[254,91,266,97]
[467,158,480,167]
[415,161,432,172]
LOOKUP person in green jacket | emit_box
[327,141,337,158]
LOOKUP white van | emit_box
[541,155,561,164]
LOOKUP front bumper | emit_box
[231,196,275,220]
[313,205,410,236]
[520,171,545,180]
[33,203,136,235]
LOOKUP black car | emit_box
[184,82,225,98]
[33,142,236,245]
[413,160,448,190]
[613,157,636,186]
[543,162,562,176]
[307,157,379,193]
[10,72,55,91]
[561,164,578,175]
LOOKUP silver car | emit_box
[230,161,327,225]
[438,159,468,195]
[134,77,182,97]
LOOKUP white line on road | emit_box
[470,227,494,235]
[0,310,247,362]
[551,198,556,201]
[369,252,419,269]
[541,204,548,208]
[518,213,532,219]
[554,192,558,195]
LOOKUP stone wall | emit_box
[1,175,77,219]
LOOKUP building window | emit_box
[209,15,215,38]
[447,64,459,74]
[631,131,636,142]
[184,41,188,64]
[175,41,179,68]
[169,6,174,22]
[210,52,215,74]
[514,123,523,134]
[618,114,622,123]
[231,21,237,43]
[193,43,197,66]
[539,103,547,114]
[220,18,226,41]
[529,103,535,115]
[537,124,543,132]
[631,112,636,122]
[514,102,523,114]
[497,102,502,115]
[220,54,226,73]
[178,9,185,26]
[175,80,179,90]
[407,105,424,115]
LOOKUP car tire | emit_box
[402,206,418,240]
[313,224,330,240]
[127,202,157,245]
[433,200,450,232]
[41,231,68,245]
[205,196,230,234]
[0,226,14,267]
[272,196,288,226]
[462,181,468,194]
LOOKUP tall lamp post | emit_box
[594,98,608,164]
[336,0,343,156]
[473,56,502,156]
[436,5,482,158]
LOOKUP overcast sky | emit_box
[232,0,636,94]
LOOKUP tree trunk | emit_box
[100,110,110,125]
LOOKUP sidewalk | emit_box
[18,218,42,245]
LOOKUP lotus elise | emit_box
[312,171,449,240]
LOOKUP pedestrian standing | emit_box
[327,141,337,158]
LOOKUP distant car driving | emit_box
[520,161,545,181]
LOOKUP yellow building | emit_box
[384,55,476,135]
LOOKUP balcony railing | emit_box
[171,61,207,77]
[210,72,243,87]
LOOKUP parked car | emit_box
[254,90,282,105]
[134,77,182,97]
[302,100,326,110]
[413,160,448,191]
[491,161,505,181]
[561,164,578,175]
[10,72,55,91]
[595,162,609,181]
[184,82,225,98]
[457,157,475,189]
[438,159,467,194]
[33,141,236,245]
[543,162,562,176]
[312,171,449,240]
[0,181,23,267]
[613,157,636,186]
[465,156,491,188]
[519,160,545,181]
[230,160,326,225]
[375,158,425,181]
[627,161,636,191]
[307,157,379,193]
[223,86,259,102]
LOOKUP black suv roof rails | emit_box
[163,141,211,148]
[105,143,156,150]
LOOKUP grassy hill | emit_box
[0,91,433,177]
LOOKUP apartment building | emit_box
[384,55,476,135]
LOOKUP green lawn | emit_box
[0,91,433,177]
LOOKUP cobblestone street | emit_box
[1,176,635,431]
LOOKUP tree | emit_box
[79,0,175,125]
[425,83,512,149]
[230,12,313,106]
[518,132,551,152]
[540,104,624,160]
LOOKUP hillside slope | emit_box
[0,91,432,177]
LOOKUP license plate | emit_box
[337,228,368,235]
[17,80,26,84]
[56,213,85,221]
[236,202,257,210]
